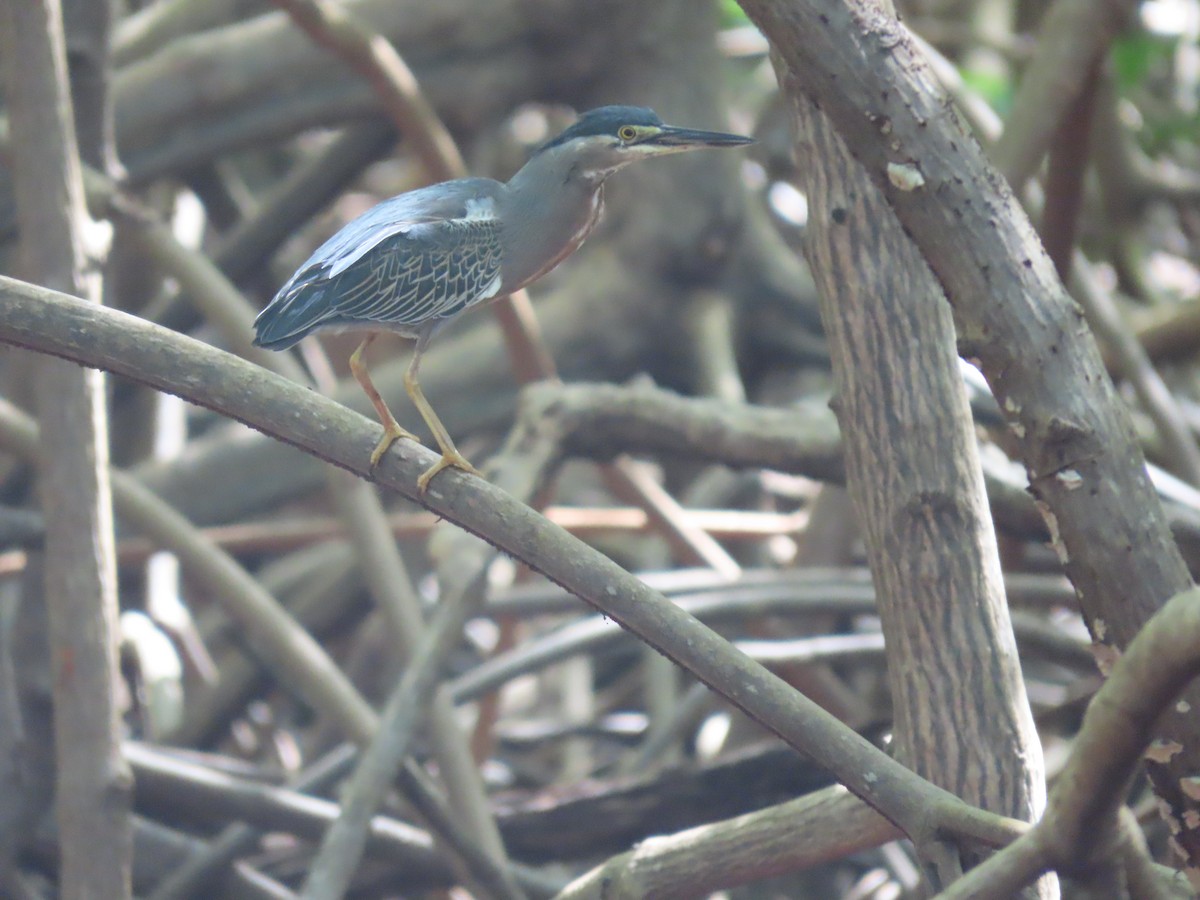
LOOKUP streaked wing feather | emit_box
[312,178,498,276]
[254,180,503,347]
[330,217,502,329]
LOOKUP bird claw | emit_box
[416,450,480,493]
[369,423,420,469]
[367,420,479,492]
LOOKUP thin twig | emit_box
[148,745,357,900]
[0,2,131,892]
[99,162,516,880]
[301,570,524,899]
[270,0,464,181]
[273,0,742,578]
[0,399,379,745]
[938,587,1200,898]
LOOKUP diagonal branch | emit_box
[0,274,1025,855]
[0,0,131,892]
[737,0,1200,867]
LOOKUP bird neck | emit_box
[501,152,607,292]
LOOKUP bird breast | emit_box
[502,184,604,293]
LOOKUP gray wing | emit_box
[330,216,503,328]
[253,180,504,349]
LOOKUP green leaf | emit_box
[960,68,1014,116]
[719,0,750,28]
[1111,32,1176,91]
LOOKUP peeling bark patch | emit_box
[1090,640,1120,676]
[1182,777,1200,802]
[887,161,925,191]
[1044,414,1094,450]
[1146,739,1186,764]
[1034,499,1069,564]
[1056,469,1083,490]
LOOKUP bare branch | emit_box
[0,276,1026,855]
[0,0,130,891]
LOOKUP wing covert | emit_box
[327,216,503,330]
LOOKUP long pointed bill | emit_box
[648,125,755,150]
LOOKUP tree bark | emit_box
[772,33,1054,899]
[0,0,132,895]
[738,0,1200,874]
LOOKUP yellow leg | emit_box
[404,333,480,491]
[349,334,420,468]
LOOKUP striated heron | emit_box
[253,106,753,491]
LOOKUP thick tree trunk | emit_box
[0,0,132,895]
[740,0,1200,875]
[780,54,1054,897]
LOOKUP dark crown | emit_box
[536,106,662,154]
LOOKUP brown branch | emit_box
[557,786,900,899]
[991,0,1138,190]
[1039,60,1099,283]
[0,0,131,892]
[512,379,844,480]
[0,507,808,576]
[778,42,1049,892]
[62,0,121,175]
[601,461,742,578]
[737,0,1200,867]
[270,0,465,181]
[0,277,1026,856]
[0,399,380,746]
[938,587,1200,898]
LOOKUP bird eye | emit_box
[618,125,638,142]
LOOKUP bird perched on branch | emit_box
[253,105,753,491]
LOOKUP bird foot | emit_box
[369,423,421,469]
[416,449,480,493]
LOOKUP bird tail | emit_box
[252,277,333,350]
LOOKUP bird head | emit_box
[534,105,754,183]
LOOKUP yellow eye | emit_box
[618,125,638,142]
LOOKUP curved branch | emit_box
[991,0,1137,189]
[0,275,1022,854]
[739,0,1200,865]
[938,586,1200,898]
